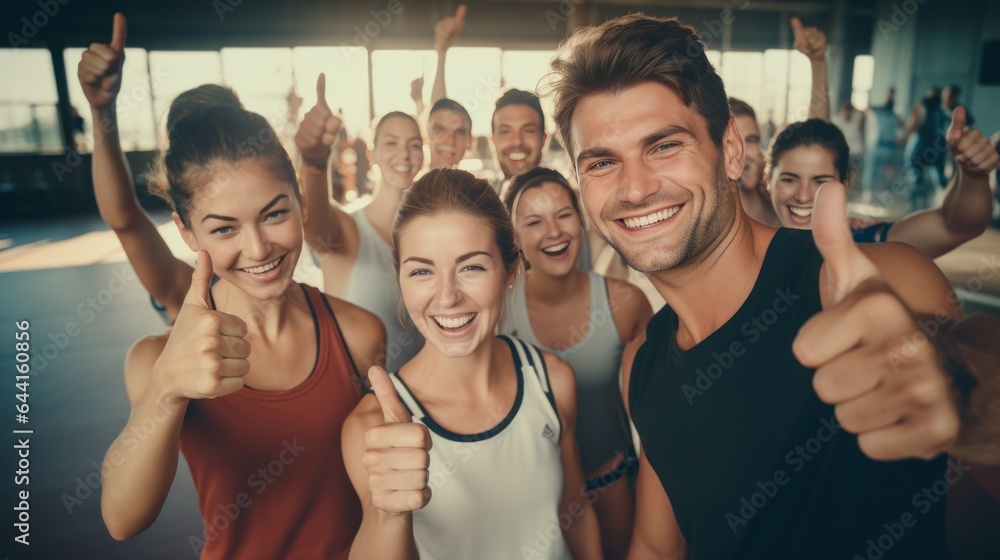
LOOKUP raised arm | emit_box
[409,73,426,117]
[102,254,250,539]
[295,73,355,257]
[543,353,602,560]
[792,17,830,122]
[886,108,998,257]
[618,336,688,559]
[342,367,430,560]
[79,13,192,319]
[430,4,466,106]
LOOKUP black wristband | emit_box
[301,154,329,169]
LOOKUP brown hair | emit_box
[728,97,757,122]
[392,168,520,277]
[547,13,730,156]
[492,89,545,134]
[765,119,851,185]
[430,98,473,132]
[502,167,581,221]
[372,111,420,146]
[151,95,298,226]
[165,84,242,134]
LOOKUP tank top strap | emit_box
[586,272,622,344]
[387,371,424,421]
[500,335,562,439]
[303,284,365,391]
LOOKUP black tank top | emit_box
[629,228,948,559]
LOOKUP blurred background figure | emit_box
[900,86,948,210]
[863,87,903,199]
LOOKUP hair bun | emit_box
[166,84,243,135]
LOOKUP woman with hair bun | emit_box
[342,169,602,560]
[100,82,385,560]
[79,13,244,320]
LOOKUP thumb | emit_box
[947,106,966,146]
[316,73,329,110]
[790,16,805,45]
[369,366,411,424]
[110,12,127,52]
[455,4,467,25]
[812,182,880,304]
[184,250,214,308]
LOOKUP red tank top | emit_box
[180,284,364,559]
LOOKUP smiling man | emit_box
[491,89,547,182]
[549,13,1000,560]
[427,98,473,169]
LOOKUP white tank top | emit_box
[388,336,571,560]
[339,209,424,372]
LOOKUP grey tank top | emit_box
[339,210,423,372]
[504,272,630,473]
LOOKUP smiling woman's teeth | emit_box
[393,165,412,173]
[241,257,282,274]
[623,206,681,229]
[542,242,569,254]
[789,207,813,217]
[434,313,475,329]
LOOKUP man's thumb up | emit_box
[316,72,330,111]
[811,182,881,304]
[947,106,967,148]
[110,12,127,53]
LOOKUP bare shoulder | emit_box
[324,294,388,372]
[325,294,385,333]
[539,350,577,420]
[854,241,961,318]
[123,332,170,407]
[540,350,574,385]
[606,276,654,341]
[608,277,651,315]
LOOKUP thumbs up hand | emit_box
[791,16,827,61]
[294,73,342,163]
[793,182,959,461]
[362,366,432,514]
[152,251,252,402]
[78,12,128,109]
[435,4,467,51]
[946,107,1000,176]
[409,73,425,105]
